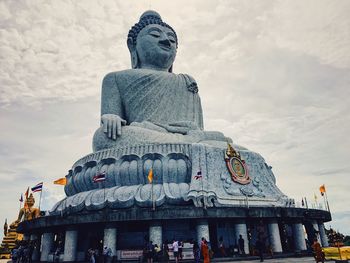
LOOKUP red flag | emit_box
[92,171,106,183]
[25,187,29,199]
[194,170,202,180]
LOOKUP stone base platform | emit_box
[17,205,331,263]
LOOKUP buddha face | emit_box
[25,195,35,208]
[136,24,177,71]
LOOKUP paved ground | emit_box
[0,258,325,263]
[0,257,342,263]
[229,257,317,262]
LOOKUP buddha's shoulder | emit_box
[103,69,196,79]
[102,69,197,87]
[102,69,135,81]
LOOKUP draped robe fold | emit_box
[116,69,204,129]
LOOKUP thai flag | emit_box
[31,182,43,192]
[194,170,202,180]
[93,171,106,183]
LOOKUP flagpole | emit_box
[305,197,308,209]
[103,180,106,203]
[325,191,330,212]
[199,154,206,210]
[322,194,326,211]
[38,189,43,211]
[314,194,318,209]
[152,179,155,211]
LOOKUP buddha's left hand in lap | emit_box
[156,121,200,134]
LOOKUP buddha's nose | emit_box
[159,38,171,47]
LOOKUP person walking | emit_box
[311,239,325,263]
[172,239,179,263]
[238,235,245,256]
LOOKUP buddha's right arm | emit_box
[100,73,127,140]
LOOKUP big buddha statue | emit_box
[92,10,228,152]
[51,11,288,215]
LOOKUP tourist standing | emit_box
[193,242,200,263]
[238,235,245,255]
[11,246,18,263]
[88,248,95,263]
[255,237,265,262]
[178,241,183,260]
[218,236,226,257]
[147,241,154,263]
[102,246,112,263]
[172,239,179,263]
[201,239,210,263]
[162,241,169,263]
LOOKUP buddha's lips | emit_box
[159,43,171,51]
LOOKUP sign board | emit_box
[117,250,143,260]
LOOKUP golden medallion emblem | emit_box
[225,143,251,185]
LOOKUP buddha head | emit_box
[127,10,178,72]
[24,193,35,208]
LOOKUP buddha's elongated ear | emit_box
[127,37,139,69]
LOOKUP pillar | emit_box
[104,224,117,257]
[292,223,307,251]
[149,221,162,247]
[234,221,249,254]
[30,233,40,262]
[41,232,54,262]
[312,221,321,243]
[196,219,209,244]
[63,229,78,262]
[318,222,329,247]
[267,220,283,253]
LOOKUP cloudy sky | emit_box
[1,0,349,241]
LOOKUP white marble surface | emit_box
[149,222,162,246]
[40,232,54,262]
[267,221,283,253]
[63,230,78,262]
[292,223,307,251]
[104,227,117,256]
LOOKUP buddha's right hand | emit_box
[101,114,127,140]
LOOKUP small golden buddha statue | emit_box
[16,193,40,222]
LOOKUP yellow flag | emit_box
[147,169,153,184]
[54,178,67,186]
